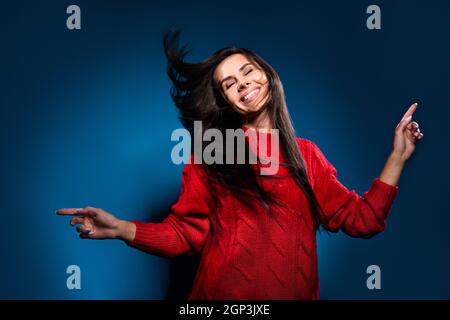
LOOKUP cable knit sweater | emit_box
[127,128,399,300]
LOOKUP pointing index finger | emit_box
[402,102,418,120]
[55,208,93,216]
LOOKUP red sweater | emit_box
[127,129,399,300]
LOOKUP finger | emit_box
[401,102,418,120]
[80,232,93,239]
[55,208,85,216]
[84,218,94,230]
[404,125,416,141]
[70,217,84,226]
[407,121,419,130]
[396,115,413,133]
[73,209,95,217]
[57,207,98,218]
[76,224,93,234]
[418,133,424,139]
[407,126,420,136]
[81,206,100,218]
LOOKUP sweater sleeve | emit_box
[308,141,399,238]
[126,156,213,257]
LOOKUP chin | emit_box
[237,101,262,112]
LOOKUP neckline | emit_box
[241,124,274,134]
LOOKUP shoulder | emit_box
[295,137,315,149]
[176,154,214,202]
[182,153,208,181]
[295,137,321,160]
[295,137,336,176]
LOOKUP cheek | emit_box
[253,69,268,83]
[260,77,270,95]
[224,91,240,105]
[225,93,246,112]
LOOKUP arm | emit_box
[310,141,399,238]
[310,102,423,238]
[115,220,136,243]
[378,152,405,187]
[124,159,213,257]
[56,154,213,258]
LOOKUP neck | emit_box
[243,110,272,131]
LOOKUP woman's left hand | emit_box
[392,102,424,163]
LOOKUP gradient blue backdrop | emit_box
[1,0,449,299]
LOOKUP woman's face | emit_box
[214,53,270,115]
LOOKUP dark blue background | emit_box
[1,0,449,299]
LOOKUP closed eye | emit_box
[224,68,253,90]
[225,82,235,90]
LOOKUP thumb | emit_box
[396,115,412,133]
[76,206,100,218]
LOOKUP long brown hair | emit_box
[163,30,325,227]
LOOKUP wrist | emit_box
[115,220,135,242]
[388,150,406,167]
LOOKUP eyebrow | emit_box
[219,62,253,86]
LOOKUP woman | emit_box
[56,31,423,299]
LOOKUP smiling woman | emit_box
[160,31,326,222]
[56,30,423,300]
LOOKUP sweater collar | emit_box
[240,124,283,167]
[241,123,274,134]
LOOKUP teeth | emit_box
[243,88,259,102]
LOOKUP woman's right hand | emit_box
[55,206,136,241]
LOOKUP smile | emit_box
[241,87,260,104]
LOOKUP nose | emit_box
[238,80,251,92]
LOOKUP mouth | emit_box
[240,87,261,105]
